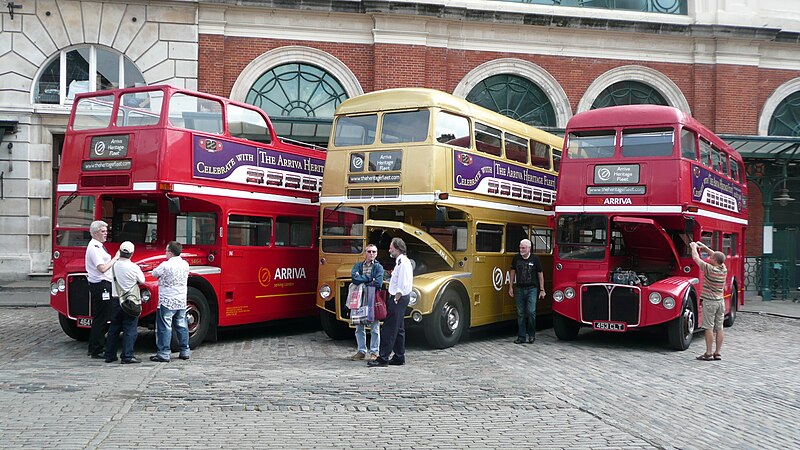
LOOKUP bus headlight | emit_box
[53,250,60,259]
[553,290,564,302]
[409,289,420,306]
[319,284,331,299]
[663,297,676,309]
[50,282,59,296]
[564,287,575,299]
[141,288,151,303]
[57,278,66,292]
[649,292,662,305]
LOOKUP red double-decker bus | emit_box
[50,85,325,347]
[552,105,747,350]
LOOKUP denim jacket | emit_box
[351,260,385,288]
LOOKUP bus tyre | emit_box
[320,311,352,340]
[668,298,695,351]
[723,288,737,328]
[58,313,90,341]
[173,286,211,351]
[423,291,465,349]
[553,313,580,341]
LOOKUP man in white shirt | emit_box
[150,241,191,362]
[85,220,119,358]
[369,237,413,367]
[105,241,145,364]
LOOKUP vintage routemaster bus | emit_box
[551,105,747,350]
[316,88,562,348]
[50,85,325,347]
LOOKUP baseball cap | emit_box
[119,241,135,256]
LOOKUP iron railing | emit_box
[497,0,687,15]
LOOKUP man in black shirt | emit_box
[509,239,545,344]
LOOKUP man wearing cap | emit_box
[105,241,145,364]
[85,220,119,358]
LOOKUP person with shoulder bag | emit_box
[104,241,145,364]
[349,244,385,361]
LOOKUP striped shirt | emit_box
[700,262,727,302]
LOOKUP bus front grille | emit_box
[81,174,130,187]
[67,275,91,317]
[347,187,400,200]
[580,285,640,326]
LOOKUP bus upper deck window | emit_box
[73,95,115,130]
[334,114,377,147]
[730,160,741,181]
[169,93,223,134]
[119,91,163,127]
[381,110,430,144]
[435,111,470,148]
[475,123,502,156]
[552,149,561,173]
[712,148,729,176]
[505,133,528,164]
[680,128,698,160]
[567,131,615,159]
[621,128,674,157]
[229,104,271,144]
[530,140,551,169]
[699,139,712,167]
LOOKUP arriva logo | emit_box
[603,198,632,205]
[492,267,512,291]
[274,267,307,280]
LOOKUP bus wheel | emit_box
[58,313,90,341]
[320,311,351,340]
[553,313,580,341]
[723,288,737,328]
[667,298,695,351]
[173,286,211,351]
[423,291,465,349]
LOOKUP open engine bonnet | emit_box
[611,216,683,286]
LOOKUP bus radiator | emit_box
[581,285,640,326]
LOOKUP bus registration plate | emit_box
[77,317,92,328]
[593,320,626,332]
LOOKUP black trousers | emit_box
[87,280,112,356]
[378,293,410,362]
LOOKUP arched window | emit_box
[466,74,557,128]
[245,63,348,119]
[590,81,668,109]
[34,45,145,105]
[768,91,800,136]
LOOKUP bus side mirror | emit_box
[167,195,181,214]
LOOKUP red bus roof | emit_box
[568,105,742,163]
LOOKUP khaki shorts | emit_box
[701,299,725,331]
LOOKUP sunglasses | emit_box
[366,250,377,253]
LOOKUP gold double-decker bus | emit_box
[317,88,561,348]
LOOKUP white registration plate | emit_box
[77,317,92,328]
[592,320,627,332]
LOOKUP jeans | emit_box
[515,285,538,339]
[155,304,190,360]
[105,298,139,360]
[355,321,380,355]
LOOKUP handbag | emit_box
[113,267,142,318]
[374,289,388,321]
[347,283,364,310]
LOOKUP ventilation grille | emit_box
[81,174,130,187]
[347,187,400,200]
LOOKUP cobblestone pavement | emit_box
[0,307,798,449]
